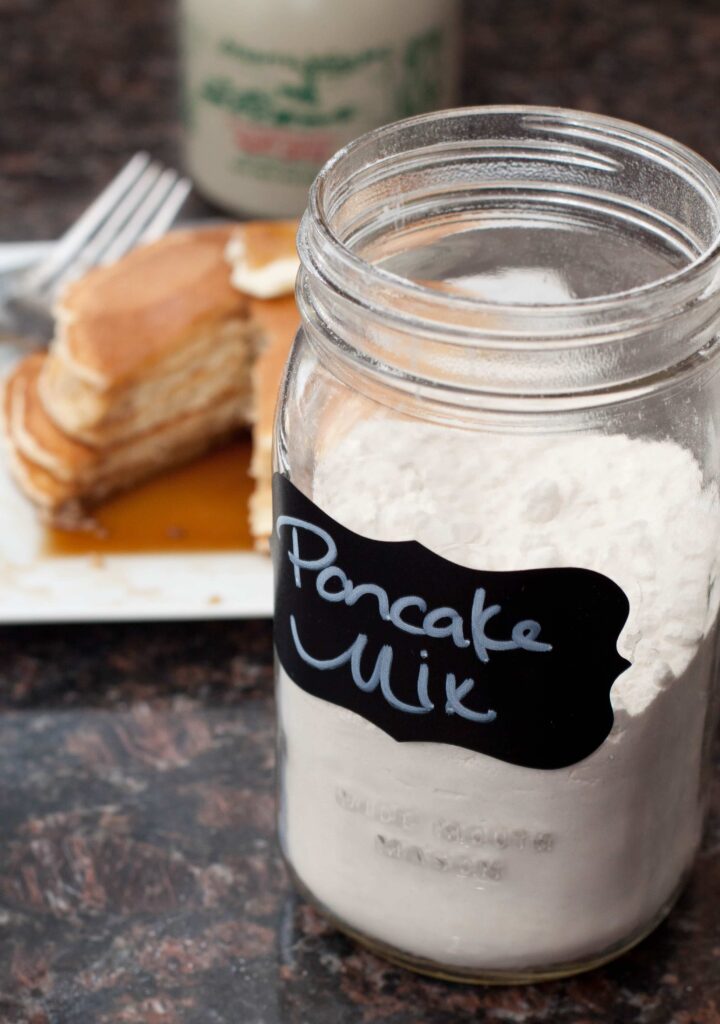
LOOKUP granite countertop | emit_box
[1,1,720,1021]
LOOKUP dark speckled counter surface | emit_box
[1,2,720,1021]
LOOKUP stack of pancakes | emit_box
[3,221,299,549]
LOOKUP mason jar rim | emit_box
[304,105,720,320]
[297,105,720,400]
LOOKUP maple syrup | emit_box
[43,434,255,556]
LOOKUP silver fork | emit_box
[7,152,192,337]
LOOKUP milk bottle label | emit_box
[188,27,451,188]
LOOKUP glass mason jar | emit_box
[273,107,720,983]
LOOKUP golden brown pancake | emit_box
[246,296,300,550]
[3,220,300,547]
[226,219,300,549]
[55,225,247,384]
[38,226,254,446]
[4,352,248,521]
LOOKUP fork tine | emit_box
[139,177,193,244]
[46,162,164,297]
[21,152,150,292]
[99,170,191,265]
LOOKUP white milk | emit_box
[179,0,460,216]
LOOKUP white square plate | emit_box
[0,240,273,623]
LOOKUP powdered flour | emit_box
[278,416,720,971]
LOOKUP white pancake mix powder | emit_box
[277,415,720,971]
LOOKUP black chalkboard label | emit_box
[272,473,631,770]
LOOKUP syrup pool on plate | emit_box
[43,435,254,556]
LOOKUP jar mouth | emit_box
[298,106,720,397]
